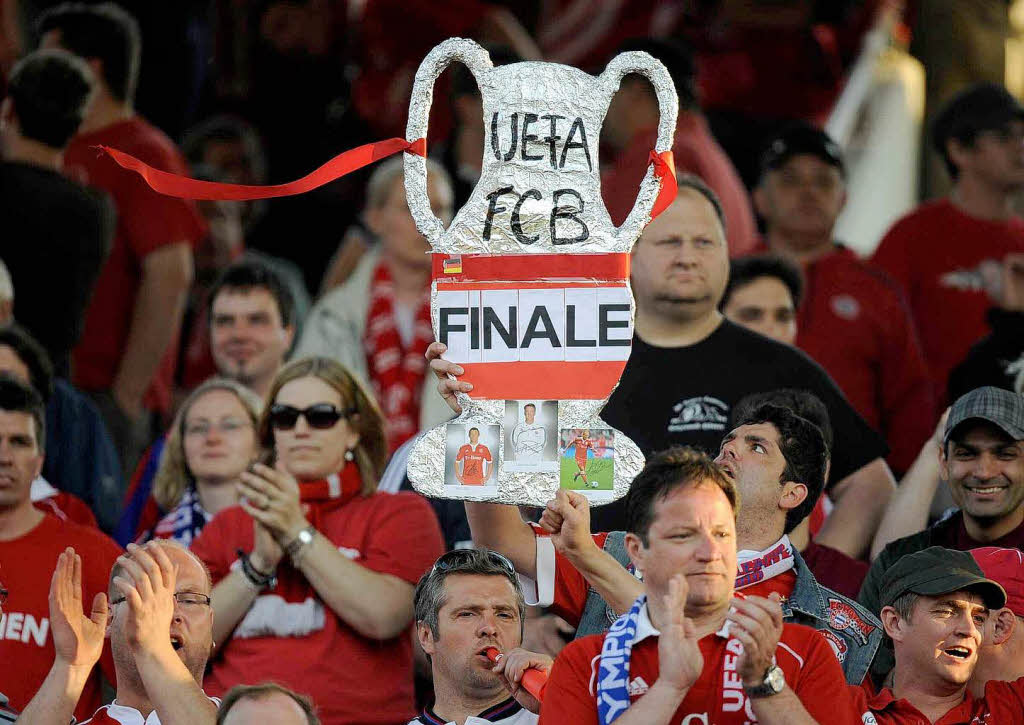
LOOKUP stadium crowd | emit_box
[1,1,1024,723]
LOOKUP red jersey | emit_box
[456,443,492,485]
[790,245,934,473]
[32,485,98,528]
[871,199,1024,404]
[603,112,757,256]
[64,118,205,415]
[538,604,858,725]
[851,678,1024,723]
[80,697,219,724]
[0,514,121,719]
[191,492,444,725]
[571,437,594,464]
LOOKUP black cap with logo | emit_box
[759,121,845,181]
[880,546,1006,610]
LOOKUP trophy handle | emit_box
[598,52,679,246]
[405,38,493,247]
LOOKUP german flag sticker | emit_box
[443,255,463,274]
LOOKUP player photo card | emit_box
[503,400,558,473]
[444,423,500,497]
[559,427,615,501]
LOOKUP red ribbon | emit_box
[649,149,677,220]
[93,137,427,201]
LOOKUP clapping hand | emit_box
[49,547,108,671]
[657,575,703,694]
[111,542,178,656]
[726,593,785,687]
[238,462,309,545]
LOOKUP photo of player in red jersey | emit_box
[559,428,614,494]
[455,426,493,485]
[444,424,500,492]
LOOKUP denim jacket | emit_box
[576,534,880,685]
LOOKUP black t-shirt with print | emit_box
[594,319,888,531]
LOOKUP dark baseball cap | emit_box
[759,122,845,180]
[932,83,1024,153]
[944,386,1024,445]
[880,547,1006,610]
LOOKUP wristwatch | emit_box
[743,664,785,698]
[285,525,316,562]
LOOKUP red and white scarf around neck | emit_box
[735,535,795,590]
[363,260,433,452]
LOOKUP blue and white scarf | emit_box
[142,487,210,547]
[597,594,646,725]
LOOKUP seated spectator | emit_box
[850,547,1018,723]
[137,379,262,545]
[40,3,203,476]
[0,47,113,377]
[190,356,445,725]
[466,405,880,685]
[17,542,217,725]
[218,683,319,725]
[601,38,756,255]
[968,547,1024,695]
[295,158,455,451]
[411,549,551,724]
[754,122,935,474]
[537,447,856,724]
[0,323,122,529]
[0,377,121,720]
[721,254,802,345]
[948,253,1024,399]
[118,260,294,545]
[872,83,1024,405]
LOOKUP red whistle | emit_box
[485,646,548,702]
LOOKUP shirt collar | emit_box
[420,697,524,724]
[633,602,660,645]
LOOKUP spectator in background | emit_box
[601,38,757,255]
[40,2,203,477]
[948,253,1024,399]
[0,377,121,720]
[411,549,551,724]
[0,48,113,377]
[0,323,122,530]
[754,122,935,474]
[118,260,294,546]
[872,83,1024,406]
[968,547,1024,696]
[721,254,802,345]
[191,357,445,725]
[434,176,893,559]
[296,158,455,451]
[135,379,262,545]
[218,683,319,725]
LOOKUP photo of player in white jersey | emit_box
[503,400,558,473]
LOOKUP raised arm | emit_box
[465,502,538,578]
[815,457,895,559]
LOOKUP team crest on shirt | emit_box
[818,628,848,663]
[826,598,875,645]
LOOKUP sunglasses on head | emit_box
[430,548,517,577]
[268,403,355,431]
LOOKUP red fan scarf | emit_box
[363,261,433,452]
[297,462,363,529]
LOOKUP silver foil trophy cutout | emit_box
[405,38,677,506]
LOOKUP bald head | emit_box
[219,684,319,725]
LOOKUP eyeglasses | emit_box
[184,417,252,438]
[110,591,211,608]
[430,548,517,578]
[269,403,355,431]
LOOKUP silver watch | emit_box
[743,664,785,698]
[285,526,316,561]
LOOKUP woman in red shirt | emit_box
[191,357,445,725]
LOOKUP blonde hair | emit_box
[152,378,263,512]
[260,357,388,495]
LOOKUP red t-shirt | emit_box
[851,678,1024,723]
[0,514,122,719]
[190,492,444,725]
[456,443,492,485]
[64,118,205,415]
[33,489,99,528]
[790,245,934,473]
[538,605,858,725]
[871,199,1024,404]
[603,112,758,256]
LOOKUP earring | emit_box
[344,448,355,462]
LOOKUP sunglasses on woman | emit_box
[269,403,356,431]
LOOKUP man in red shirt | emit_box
[537,447,856,724]
[602,38,757,256]
[872,83,1024,405]
[849,546,1024,723]
[753,122,935,474]
[457,427,493,486]
[0,377,121,720]
[967,547,1024,695]
[39,3,203,474]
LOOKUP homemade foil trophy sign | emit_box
[405,38,678,506]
